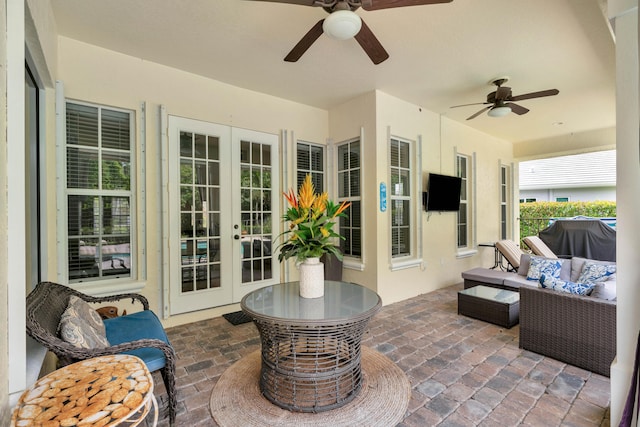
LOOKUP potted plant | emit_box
[278,174,350,297]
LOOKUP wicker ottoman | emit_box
[458,285,519,328]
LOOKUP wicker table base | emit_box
[241,281,381,413]
[254,318,370,412]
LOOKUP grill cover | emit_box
[538,219,616,261]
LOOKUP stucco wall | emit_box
[56,36,517,324]
[1,0,10,423]
[57,37,329,327]
[327,91,378,291]
[327,91,514,306]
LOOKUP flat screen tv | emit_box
[424,173,462,212]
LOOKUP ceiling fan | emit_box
[248,0,453,64]
[451,77,560,120]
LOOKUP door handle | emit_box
[234,235,240,240]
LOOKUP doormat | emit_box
[223,311,253,326]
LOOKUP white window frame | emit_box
[335,137,363,267]
[296,141,325,192]
[56,95,144,295]
[387,132,422,271]
[455,151,476,256]
[500,163,512,240]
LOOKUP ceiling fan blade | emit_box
[450,102,490,108]
[506,103,529,115]
[354,20,389,64]
[510,89,559,102]
[361,0,453,11]
[284,19,325,62]
[245,0,318,5]
[467,106,491,120]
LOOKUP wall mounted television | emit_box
[423,173,462,212]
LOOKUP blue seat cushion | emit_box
[104,310,170,372]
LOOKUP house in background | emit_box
[519,150,616,202]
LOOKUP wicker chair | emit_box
[26,281,177,425]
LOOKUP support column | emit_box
[609,1,640,424]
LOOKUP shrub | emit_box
[519,201,616,243]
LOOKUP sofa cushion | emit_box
[104,310,170,372]
[461,267,514,285]
[58,296,110,349]
[526,256,566,281]
[504,274,538,290]
[577,261,617,284]
[539,275,596,296]
[517,253,531,276]
[591,279,617,300]
[570,257,616,282]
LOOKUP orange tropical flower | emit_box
[333,200,351,218]
[277,174,350,262]
[297,175,316,209]
[283,188,298,209]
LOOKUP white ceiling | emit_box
[50,0,616,143]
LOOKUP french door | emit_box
[168,117,280,315]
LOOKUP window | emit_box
[520,198,537,203]
[500,165,510,240]
[297,142,324,192]
[337,139,361,258]
[65,102,134,282]
[457,154,470,249]
[390,138,412,257]
[556,197,569,202]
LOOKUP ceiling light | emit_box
[488,106,512,118]
[323,10,362,40]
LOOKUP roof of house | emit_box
[519,150,616,190]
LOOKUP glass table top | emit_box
[459,285,519,304]
[241,281,381,321]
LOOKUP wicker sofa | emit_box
[461,255,617,377]
[519,285,616,376]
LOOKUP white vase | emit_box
[298,257,325,298]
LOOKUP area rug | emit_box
[222,310,252,325]
[209,346,410,427]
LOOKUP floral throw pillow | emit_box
[58,295,109,349]
[539,274,596,296]
[577,261,617,284]
[526,256,564,281]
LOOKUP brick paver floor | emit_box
[150,283,610,426]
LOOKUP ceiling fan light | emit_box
[488,106,512,118]
[323,10,362,40]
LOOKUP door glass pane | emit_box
[240,141,273,283]
[180,130,222,294]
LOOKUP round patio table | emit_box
[241,280,381,412]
